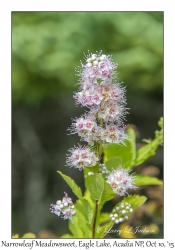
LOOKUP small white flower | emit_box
[56,200,62,205]
[60,204,64,209]
[92,54,97,59]
[119,218,123,222]
[86,58,91,63]
[121,210,126,215]
[93,60,99,66]
[87,62,92,67]
[101,54,106,60]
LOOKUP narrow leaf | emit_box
[88,174,104,201]
[68,216,84,238]
[100,181,116,204]
[105,157,122,171]
[134,118,163,166]
[97,195,147,238]
[57,171,83,199]
[121,194,147,210]
[135,174,163,185]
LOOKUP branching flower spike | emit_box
[49,51,156,238]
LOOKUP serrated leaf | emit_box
[98,213,111,225]
[84,164,100,188]
[103,128,136,169]
[95,220,113,238]
[75,198,93,224]
[88,174,104,200]
[97,195,147,238]
[135,174,163,185]
[134,138,162,166]
[121,194,147,210]
[57,171,82,199]
[74,199,92,237]
[83,189,96,209]
[100,181,116,204]
[82,199,94,224]
[134,118,163,166]
[105,157,122,171]
[68,216,84,238]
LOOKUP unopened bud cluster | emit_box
[50,192,75,220]
[99,164,109,174]
[110,202,133,224]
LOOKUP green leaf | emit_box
[134,118,163,166]
[100,181,116,205]
[68,216,84,238]
[103,128,136,169]
[134,139,162,166]
[57,171,83,199]
[84,164,100,188]
[120,194,147,210]
[75,198,93,224]
[83,189,96,209]
[60,234,74,238]
[88,174,104,201]
[98,212,111,225]
[105,157,122,171]
[73,198,92,238]
[97,195,147,238]
[82,199,94,224]
[135,174,163,185]
[95,220,113,238]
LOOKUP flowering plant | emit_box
[50,51,163,238]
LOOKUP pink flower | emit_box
[101,124,127,144]
[50,193,76,220]
[106,168,137,196]
[66,145,99,170]
[62,207,76,220]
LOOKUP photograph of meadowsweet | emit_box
[12,12,163,239]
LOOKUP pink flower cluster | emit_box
[66,51,128,170]
[106,168,137,196]
[70,51,127,146]
[50,192,75,220]
[66,145,99,170]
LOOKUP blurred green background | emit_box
[12,11,163,238]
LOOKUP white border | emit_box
[0,0,175,246]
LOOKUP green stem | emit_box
[92,118,104,237]
[92,200,98,238]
